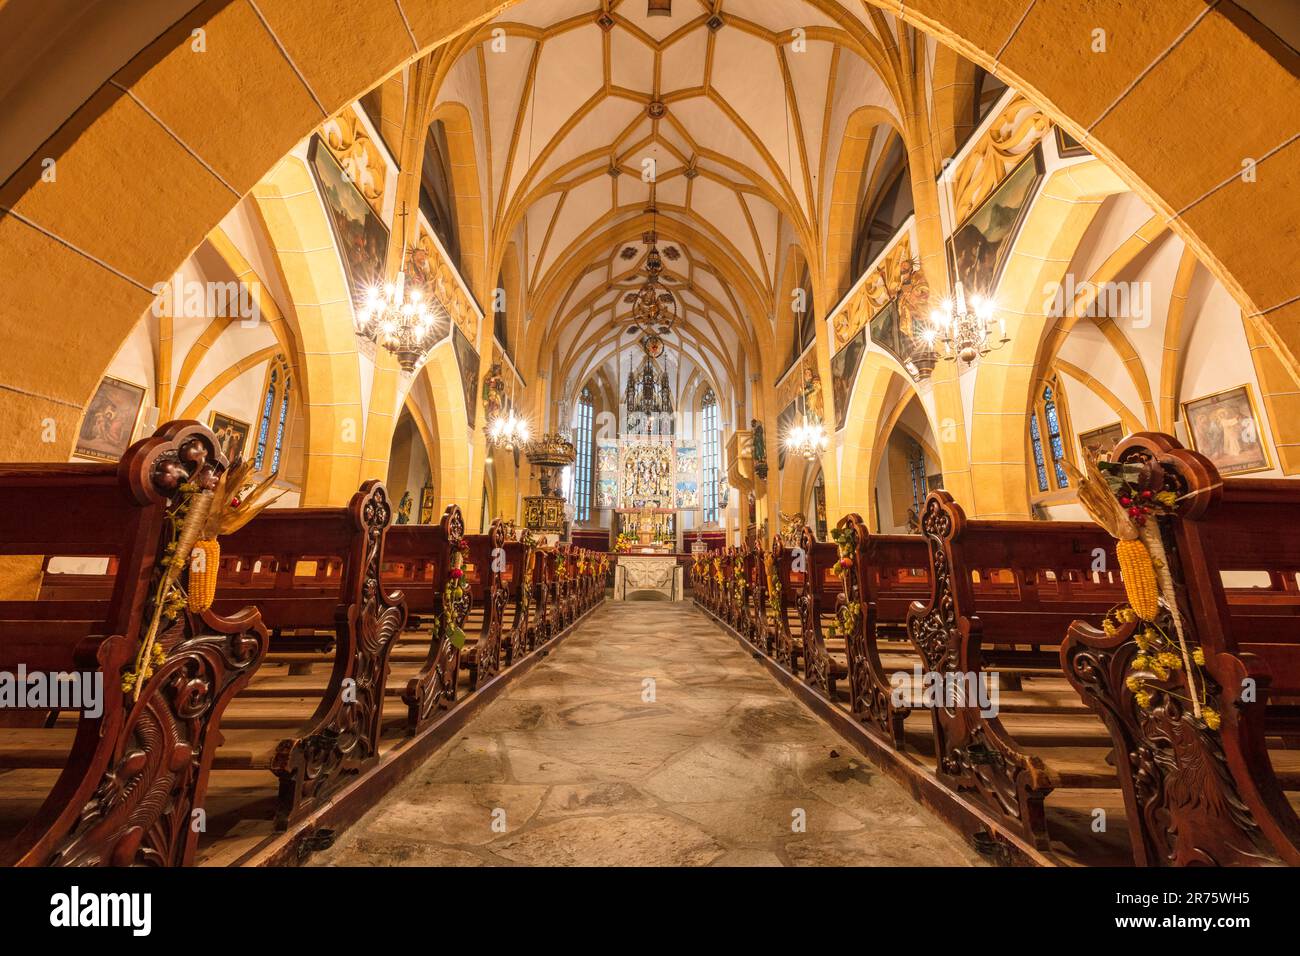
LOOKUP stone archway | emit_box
[0,0,1294,462]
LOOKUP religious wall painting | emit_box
[835,234,920,351]
[75,375,146,462]
[1078,421,1124,463]
[674,441,698,478]
[949,146,1044,302]
[830,325,867,432]
[405,219,457,345]
[452,325,480,429]
[307,135,389,307]
[1182,385,1271,476]
[209,411,251,463]
[951,95,1051,223]
[595,478,618,509]
[596,441,619,477]
[319,106,388,217]
[675,480,699,509]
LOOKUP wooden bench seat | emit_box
[0,422,268,866]
[1062,431,1300,866]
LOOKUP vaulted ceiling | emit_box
[435,0,905,410]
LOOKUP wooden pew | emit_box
[905,490,1125,849]
[835,514,931,747]
[382,507,458,734]
[740,540,769,653]
[531,546,558,645]
[1062,432,1300,866]
[208,479,406,829]
[768,539,805,674]
[797,528,849,701]
[461,519,508,688]
[0,421,268,866]
[500,533,533,664]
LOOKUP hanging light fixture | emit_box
[487,410,530,451]
[925,139,1010,367]
[928,282,1009,365]
[356,204,445,372]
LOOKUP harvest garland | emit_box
[124,460,283,697]
[830,525,855,577]
[1065,455,1216,729]
[443,537,470,649]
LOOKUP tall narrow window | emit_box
[254,368,277,471]
[1029,371,1072,494]
[702,389,720,525]
[573,387,594,522]
[254,357,292,475]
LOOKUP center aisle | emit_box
[311,601,984,866]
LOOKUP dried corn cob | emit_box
[186,538,221,612]
[1115,537,1158,620]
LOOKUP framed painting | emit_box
[452,325,481,429]
[948,146,1045,300]
[75,376,146,461]
[209,411,252,463]
[419,483,436,524]
[830,324,867,431]
[1078,421,1124,463]
[307,135,389,307]
[1181,384,1272,476]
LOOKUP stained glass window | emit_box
[573,388,593,522]
[254,368,277,472]
[702,390,720,525]
[1028,373,1072,495]
[1044,384,1069,489]
[1029,413,1048,493]
[271,377,291,475]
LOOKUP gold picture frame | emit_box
[209,411,252,463]
[1077,421,1124,463]
[1180,383,1272,476]
[75,375,147,462]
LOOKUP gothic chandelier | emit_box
[356,207,445,373]
[487,410,530,451]
[356,265,443,372]
[928,282,1008,365]
[784,418,829,461]
[926,154,1010,368]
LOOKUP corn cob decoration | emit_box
[1064,454,1202,720]
[1113,538,1158,620]
[125,459,284,699]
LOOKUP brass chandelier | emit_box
[356,206,445,372]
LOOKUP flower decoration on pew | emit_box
[442,537,470,650]
[1065,454,1216,729]
[124,458,285,698]
[830,525,856,577]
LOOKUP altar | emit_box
[613,554,684,602]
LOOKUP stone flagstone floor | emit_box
[311,601,985,866]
